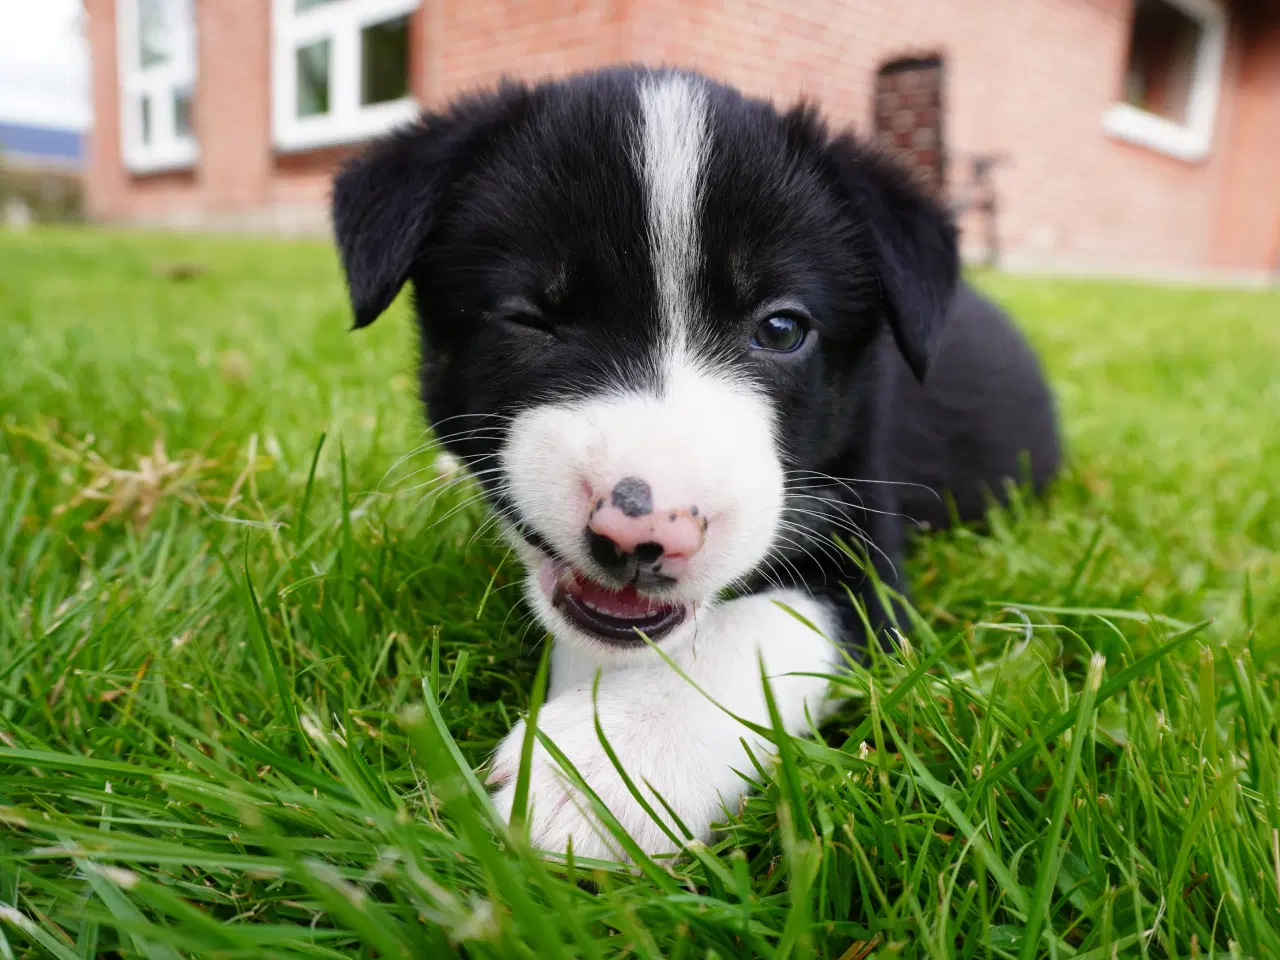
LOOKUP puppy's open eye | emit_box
[751,313,808,353]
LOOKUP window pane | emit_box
[174,86,193,139]
[138,0,182,68]
[361,16,410,106]
[140,95,152,145]
[296,40,331,118]
[1122,0,1202,125]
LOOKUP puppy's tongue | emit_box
[562,570,673,618]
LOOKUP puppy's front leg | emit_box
[488,590,843,862]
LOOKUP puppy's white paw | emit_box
[487,590,843,863]
[487,684,739,863]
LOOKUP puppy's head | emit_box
[333,68,957,654]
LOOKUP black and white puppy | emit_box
[332,66,1060,861]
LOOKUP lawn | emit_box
[1,227,1278,959]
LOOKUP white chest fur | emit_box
[488,588,842,862]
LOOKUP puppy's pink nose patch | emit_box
[588,480,707,559]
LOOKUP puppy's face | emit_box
[333,69,956,654]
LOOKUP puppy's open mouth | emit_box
[537,560,690,645]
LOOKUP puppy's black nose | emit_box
[588,531,665,576]
[584,477,706,585]
[611,476,653,517]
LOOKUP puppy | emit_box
[332,66,1060,861]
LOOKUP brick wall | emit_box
[429,0,626,98]
[84,0,422,233]
[84,0,1280,274]
[195,1,273,216]
[1212,16,1280,271]
[630,0,1277,275]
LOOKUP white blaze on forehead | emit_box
[638,72,710,364]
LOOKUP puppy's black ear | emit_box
[331,86,524,328]
[331,123,440,329]
[829,137,959,381]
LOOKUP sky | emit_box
[0,0,90,131]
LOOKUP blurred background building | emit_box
[41,1,1280,279]
[0,0,88,225]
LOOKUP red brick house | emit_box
[84,0,1280,280]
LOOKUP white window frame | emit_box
[271,0,420,153]
[116,0,198,174]
[1103,0,1228,163]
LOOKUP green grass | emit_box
[1,227,1278,959]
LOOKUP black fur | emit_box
[332,66,1061,648]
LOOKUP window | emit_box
[1103,0,1227,162]
[272,0,418,152]
[117,0,198,173]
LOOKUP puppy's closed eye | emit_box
[493,296,555,335]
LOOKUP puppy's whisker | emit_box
[426,411,517,433]
[778,513,901,587]
[759,536,810,589]
[403,423,513,452]
[467,516,506,549]
[418,490,495,528]
[736,563,785,595]
[381,429,493,471]
[467,502,525,548]
[828,530,900,586]
[783,506,897,574]
[399,474,498,514]
[752,554,796,591]
[783,506,877,553]
[775,521,848,569]
[380,447,438,486]
[779,481,875,496]
[406,477,472,508]
[518,615,549,655]
[783,478,872,516]
[388,431,507,466]
[784,470,943,503]
[380,432,507,487]
[398,464,506,496]
[427,427,512,445]
[494,596,543,651]
[780,487,872,514]
[785,491,926,528]
[773,530,844,578]
[760,551,809,589]
[387,456,503,493]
